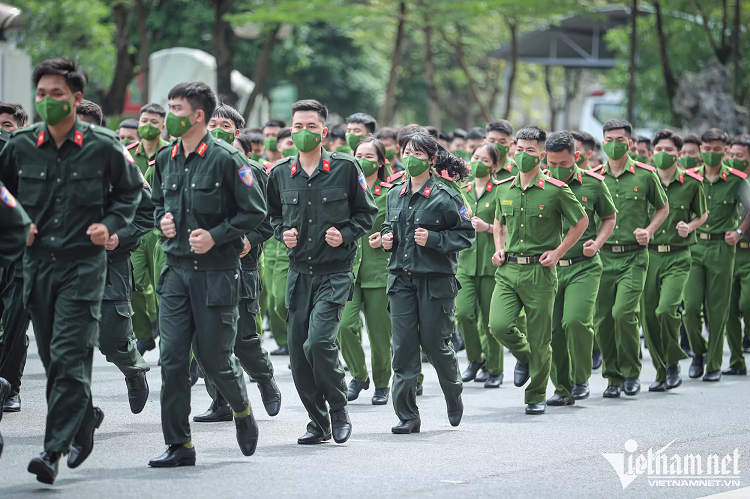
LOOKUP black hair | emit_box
[397,124,427,149]
[168,82,218,121]
[424,126,440,139]
[683,133,702,147]
[602,118,633,139]
[636,135,653,150]
[118,118,138,130]
[277,128,291,140]
[0,102,26,127]
[213,103,245,129]
[292,99,328,124]
[486,119,513,136]
[653,129,683,150]
[243,127,262,134]
[701,128,728,144]
[407,132,471,181]
[77,99,104,126]
[374,126,398,141]
[516,125,547,148]
[545,131,576,154]
[729,134,750,154]
[346,112,377,134]
[263,119,286,129]
[353,137,388,182]
[473,142,500,165]
[246,131,264,145]
[330,124,346,140]
[32,56,88,94]
[450,128,467,141]
[438,130,450,142]
[139,103,166,118]
[234,133,254,156]
[466,127,487,140]
[571,130,596,152]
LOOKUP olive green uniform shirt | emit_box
[458,178,502,276]
[382,175,475,275]
[650,168,707,246]
[0,119,142,258]
[561,166,617,259]
[691,164,749,234]
[357,177,392,288]
[0,181,30,268]
[597,158,668,246]
[134,138,170,179]
[151,132,268,270]
[493,156,518,181]
[242,164,274,270]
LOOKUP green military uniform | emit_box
[641,168,706,382]
[151,133,267,445]
[727,229,750,371]
[593,159,667,387]
[131,138,170,342]
[382,175,474,421]
[683,164,749,375]
[99,165,153,379]
[493,157,518,181]
[550,167,616,397]
[203,164,276,408]
[0,119,141,454]
[0,181,30,266]
[489,170,586,405]
[338,177,393,391]
[267,149,377,436]
[263,236,290,348]
[456,178,504,378]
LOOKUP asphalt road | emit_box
[0,328,749,499]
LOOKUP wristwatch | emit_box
[737,229,744,238]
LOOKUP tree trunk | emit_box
[544,66,557,131]
[213,0,237,106]
[503,20,518,120]
[627,0,638,127]
[653,1,678,119]
[693,0,731,64]
[732,0,741,100]
[100,3,136,116]
[378,1,407,126]
[242,24,282,122]
[441,25,493,123]
[135,0,150,105]
[423,22,441,128]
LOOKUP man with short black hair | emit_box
[266,99,378,444]
[571,131,597,170]
[76,100,104,126]
[375,126,403,172]
[0,103,26,137]
[681,134,703,170]
[262,120,285,164]
[117,118,140,146]
[632,135,653,165]
[449,129,467,155]
[486,119,516,179]
[345,112,377,151]
[462,127,486,160]
[1,56,142,483]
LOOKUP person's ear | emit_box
[575,151,580,162]
[72,92,83,107]
[540,151,546,161]
[234,129,240,139]
[322,127,328,139]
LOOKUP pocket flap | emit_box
[70,168,103,180]
[114,302,133,318]
[18,163,48,180]
[415,210,441,226]
[428,276,458,299]
[281,190,299,204]
[191,175,222,190]
[321,187,348,203]
[162,176,179,190]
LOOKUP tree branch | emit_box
[242,24,282,122]
[441,24,492,123]
[693,0,721,57]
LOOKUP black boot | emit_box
[666,364,682,389]
[514,362,530,387]
[371,387,390,405]
[572,381,590,400]
[28,451,61,484]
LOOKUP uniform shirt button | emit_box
[615,225,618,229]
[191,183,196,187]
[50,237,55,241]
[186,209,189,212]
[57,178,61,183]
[308,183,312,187]
[308,256,312,260]
[194,260,198,264]
[615,194,619,197]
[708,195,711,199]
[309,266,312,269]
[308,238,312,241]
[521,208,524,211]
[308,201,312,205]
[409,206,413,210]
[194,266,198,270]
[406,222,410,225]
[521,224,524,227]
[309,219,313,223]
[323,198,327,201]
[173,184,177,188]
[215,182,219,187]
[681,205,684,209]
[520,239,523,242]
[416,218,419,222]
[54,219,58,223]
[663,230,666,233]
[615,240,619,244]
[634,196,638,200]
[185,168,188,172]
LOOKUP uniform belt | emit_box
[602,244,646,253]
[26,246,103,262]
[698,232,725,241]
[739,242,750,250]
[289,260,353,276]
[166,254,240,271]
[107,251,133,263]
[558,255,593,267]
[647,244,690,253]
[507,255,541,265]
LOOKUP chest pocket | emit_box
[280,190,301,226]
[70,168,104,207]
[415,210,442,229]
[321,187,349,223]
[17,163,48,206]
[501,205,516,226]
[191,175,223,214]
[625,190,646,207]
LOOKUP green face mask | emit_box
[264,136,278,152]
[470,160,491,178]
[292,128,322,153]
[121,139,133,147]
[282,146,298,158]
[165,111,196,138]
[495,144,510,158]
[210,128,234,143]
[385,148,397,161]
[358,158,380,177]
[701,151,724,167]
[514,152,541,173]
[346,133,364,151]
[727,158,750,171]
[630,153,648,164]
[250,152,262,161]
[138,123,162,141]
[336,145,351,154]
[403,155,430,177]
[575,154,586,167]
[603,141,629,161]
[455,149,471,161]
[35,96,74,126]
[653,152,677,170]
[680,156,700,169]
[550,165,575,181]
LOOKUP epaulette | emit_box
[584,170,605,181]
[685,167,699,174]
[728,167,748,179]
[546,176,565,188]
[125,141,138,150]
[495,176,514,184]
[330,151,358,166]
[87,123,119,139]
[388,171,405,183]
[684,169,704,182]
[214,138,238,154]
[635,161,656,172]
[13,125,37,135]
[380,181,393,188]
[590,165,605,174]
[463,182,473,192]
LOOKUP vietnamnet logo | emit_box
[602,440,742,489]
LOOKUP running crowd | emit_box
[1,56,749,484]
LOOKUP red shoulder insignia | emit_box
[148,159,156,167]
[584,170,605,181]
[171,143,179,158]
[537,177,545,189]
[322,159,330,172]
[684,169,704,182]
[728,167,748,179]
[495,176,514,184]
[388,171,405,183]
[291,162,298,176]
[635,161,655,171]
[74,130,83,147]
[373,185,382,196]
[380,182,393,188]
[591,165,605,174]
[679,173,684,184]
[546,176,565,187]
[37,131,45,147]
[400,183,408,196]
[486,182,493,192]
[125,141,138,150]
[196,142,208,157]
[464,183,472,193]
[134,143,141,156]
[423,187,432,197]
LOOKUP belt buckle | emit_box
[741,242,750,249]
[699,233,709,240]
[612,245,623,253]
[657,245,670,253]
[517,257,529,264]
[559,259,570,267]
